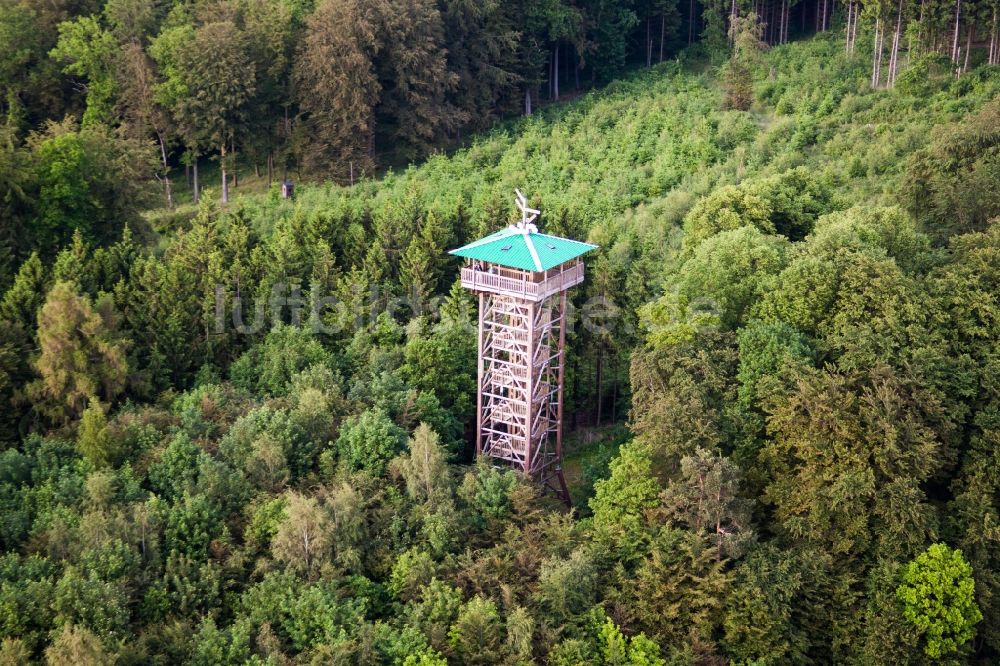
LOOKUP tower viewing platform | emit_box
[454,227,591,302]
[450,190,596,504]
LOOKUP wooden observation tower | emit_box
[450,191,596,504]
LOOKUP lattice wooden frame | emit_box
[474,285,572,504]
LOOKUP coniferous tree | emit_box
[29,281,129,424]
[293,0,380,181]
[175,20,255,204]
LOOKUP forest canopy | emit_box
[1,0,1000,664]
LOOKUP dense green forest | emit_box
[3,0,1000,663]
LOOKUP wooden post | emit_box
[555,289,570,505]
[525,301,535,474]
[476,291,485,458]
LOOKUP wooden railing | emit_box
[460,262,584,301]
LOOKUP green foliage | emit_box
[52,565,129,637]
[903,99,1000,244]
[389,423,450,503]
[29,281,129,423]
[28,121,153,253]
[335,407,407,476]
[722,14,764,112]
[590,440,660,559]
[682,185,773,252]
[44,623,109,666]
[448,595,503,665]
[230,324,336,397]
[624,528,727,646]
[162,492,225,559]
[49,16,117,127]
[723,544,810,663]
[675,226,790,329]
[896,544,982,660]
[2,20,1000,666]
[76,402,115,468]
[598,617,666,666]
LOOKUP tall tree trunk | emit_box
[888,0,904,86]
[845,1,851,52]
[267,153,273,187]
[193,158,199,204]
[220,143,228,204]
[850,2,859,52]
[554,46,560,99]
[689,0,696,44]
[916,0,926,53]
[768,0,774,44]
[952,0,962,63]
[992,8,999,65]
[611,355,618,423]
[595,345,603,427]
[548,49,554,99]
[660,13,666,61]
[524,87,532,116]
[782,0,789,43]
[730,0,739,45]
[872,17,884,87]
[963,21,972,72]
[156,132,173,210]
[647,15,653,65]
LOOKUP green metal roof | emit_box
[450,226,597,272]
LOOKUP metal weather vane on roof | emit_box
[514,189,540,233]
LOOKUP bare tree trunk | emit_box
[549,49,554,99]
[660,13,666,61]
[872,17,884,88]
[193,158,199,204]
[992,8,999,65]
[221,143,228,204]
[916,0,926,52]
[554,45,560,99]
[850,1,860,52]
[782,0,789,43]
[267,153,273,187]
[963,21,972,72]
[952,0,962,63]
[991,8,998,65]
[647,15,653,65]
[525,87,532,116]
[846,1,853,51]
[611,355,618,423]
[595,345,603,427]
[769,0,775,44]
[730,0,739,45]
[888,0,904,86]
[689,0,696,44]
[156,132,173,210]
